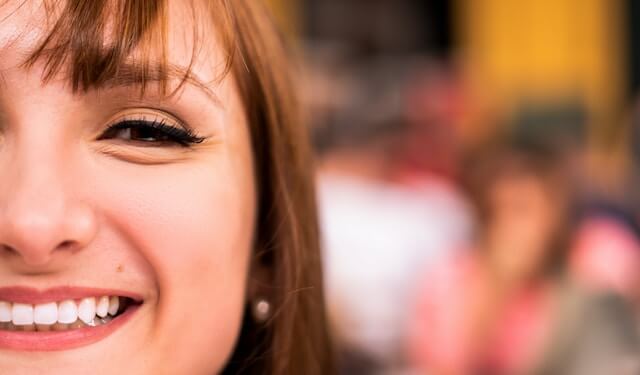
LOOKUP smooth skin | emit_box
[0,1,256,374]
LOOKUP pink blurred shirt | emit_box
[408,253,553,374]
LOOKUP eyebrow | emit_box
[100,61,223,107]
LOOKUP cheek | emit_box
[92,153,256,371]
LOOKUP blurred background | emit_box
[267,1,640,374]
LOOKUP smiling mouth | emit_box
[0,297,139,332]
[0,287,143,351]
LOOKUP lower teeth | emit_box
[0,316,115,332]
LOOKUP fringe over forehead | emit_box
[20,0,235,95]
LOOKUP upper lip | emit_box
[0,286,143,304]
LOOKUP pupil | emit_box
[133,127,162,142]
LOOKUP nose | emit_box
[0,153,98,269]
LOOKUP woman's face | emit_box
[485,173,562,282]
[0,2,256,374]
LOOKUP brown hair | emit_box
[21,0,332,373]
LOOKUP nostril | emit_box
[59,240,73,248]
[0,244,17,255]
[55,240,78,251]
[0,241,75,254]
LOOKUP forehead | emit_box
[0,0,230,92]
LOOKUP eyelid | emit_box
[96,106,209,151]
[106,108,187,130]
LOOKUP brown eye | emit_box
[99,119,205,147]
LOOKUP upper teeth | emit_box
[0,297,120,326]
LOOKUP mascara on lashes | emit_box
[98,119,206,147]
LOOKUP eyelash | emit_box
[99,119,206,147]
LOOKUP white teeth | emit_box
[108,296,119,316]
[34,302,58,325]
[57,300,78,324]
[0,302,11,322]
[96,296,109,318]
[12,303,34,326]
[78,298,96,324]
[0,295,128,330]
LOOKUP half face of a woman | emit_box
[0,1,256,374]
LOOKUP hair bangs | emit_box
[21,0,236,97]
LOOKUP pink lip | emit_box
[0,286,143,304]
[0,304,140,351]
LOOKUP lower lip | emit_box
[0,304,140,351]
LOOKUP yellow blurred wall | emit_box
[458,0,626,141]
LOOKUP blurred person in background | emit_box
[407,140,640,375]
[312,61,473,373]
